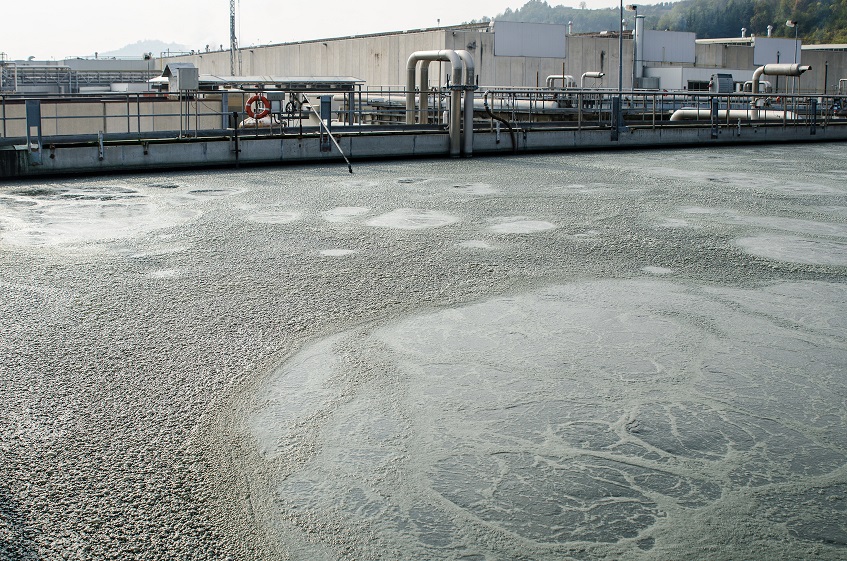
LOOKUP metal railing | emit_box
[2,88,845,144]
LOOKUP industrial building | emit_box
[0,54,160,94]
[3,20,845,96]
[158,20,847,95]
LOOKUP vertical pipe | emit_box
[420,61,431,124]
[406,56,417,125]
[457,50,475,157]
[406,50,463,156]
[451,73,461,157]
[634,15,644,84]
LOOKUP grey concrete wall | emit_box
[800,50,847,95]
[165,28,635,90]
[7,121,846,179]
[160,26,847,94]
[564,36,631,89]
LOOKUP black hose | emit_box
[483,91,517,153]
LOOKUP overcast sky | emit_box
[2,0,626,60]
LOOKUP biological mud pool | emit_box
[1,144,846,560]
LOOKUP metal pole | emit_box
[824,60,829,95]
[794,25,798,95]
[632,8,637,90]
[794,25,799,106]
[626,6,638,91]
[617,0,624,135]
[618,0,624,94]
[230,0,238,75]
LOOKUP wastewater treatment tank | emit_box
[1,144,846,560]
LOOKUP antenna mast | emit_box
[229,0,238,75]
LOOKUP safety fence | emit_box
[2,88,845,144]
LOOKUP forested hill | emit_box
[478,0,847,43]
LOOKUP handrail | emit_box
[2,89,845,143]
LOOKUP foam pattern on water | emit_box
[250,279,847,559]
[0,182,208,250]
[366,209,459,230]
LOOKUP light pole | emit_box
[144,52,152,92]
[786,20,799,94]
[626,5,638,90]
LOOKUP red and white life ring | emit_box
[245,94,271,119]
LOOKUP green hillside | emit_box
[480,0,847,43]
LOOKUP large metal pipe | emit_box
[634,15,644,81]
[752,63,812,95]
[457,50,475,157]
[406,50,463,157]
[670,108,797,121]
[580,72,605,88]
[420,61,431,125]
[751,63,811,118]
[546,75,576,89]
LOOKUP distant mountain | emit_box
[98,40,189,58]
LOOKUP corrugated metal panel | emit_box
[643,30,695,64]
[494,21,567,58]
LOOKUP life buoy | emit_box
[246,94,271,119]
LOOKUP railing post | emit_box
[231,111,240,167]
[810,98,817,135]
[221,92,230,129]
[25,100,42,165]
[611,97,620,141]
[577,92,582,131]
[711,96,719,139]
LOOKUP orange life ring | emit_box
[245,94,270,119]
